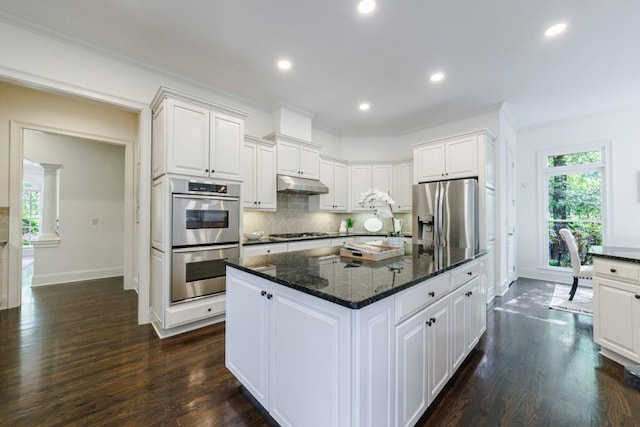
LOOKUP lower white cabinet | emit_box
[395,296,451,427]
[226,268,352,427]
[593,257,640,364]
[226,257,487,427]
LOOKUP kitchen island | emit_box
[225,244,486,427]
[590,246,640,366]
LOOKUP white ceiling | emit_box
[1,0,639,136]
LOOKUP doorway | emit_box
[20,130,127,301]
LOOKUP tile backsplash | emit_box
[0,207,9,241]
[242,194,411,236]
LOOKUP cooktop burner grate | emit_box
[269,232,330,241]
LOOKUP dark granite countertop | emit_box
[589,246,640,264]
[226,244,485,309]
[242,232,412,245]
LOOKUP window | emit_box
[22,181,41,246]
[543,145,607,268]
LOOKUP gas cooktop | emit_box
[269,232,330,241]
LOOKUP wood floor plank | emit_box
[1,277,639,425]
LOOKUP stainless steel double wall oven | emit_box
[171,177,240,304]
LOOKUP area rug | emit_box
[549,284,593,316]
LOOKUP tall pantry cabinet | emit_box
[150,87,248,338]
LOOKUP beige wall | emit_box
[0,82,139,206]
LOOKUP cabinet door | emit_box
[242,142,257,209]
[318,159,335,210]
[594,277,640,362]
[466,277,481,353]
[277,140,300,176]
[446,136,478,179]
[450,284,468,372]
[393,162,413,212]
[210,113,243,180]
[270,284,351,427]
[299,145,320,179]
[350,165,372,211]
[395,310,428,427]
[332,162,348,211]
[225,270,270,407]
[372,164,393,197]
[426,296,451,404]
[152,104,165,178]
[256,144,277,210]
[151,177,166,250]
[415,144,446,183]
[167,100,209,176]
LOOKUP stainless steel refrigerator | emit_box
[413,178,479,249]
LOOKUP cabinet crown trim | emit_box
[151,86,249,119]
[410,128,496,148]
[263,132,322,150]
[244,135,276,146]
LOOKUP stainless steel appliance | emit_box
[171,177,240,304]
[413,178,478,249]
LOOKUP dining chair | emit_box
[559,228,593,301]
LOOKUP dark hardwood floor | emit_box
[1,277,639,426]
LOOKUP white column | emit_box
[33,163,61,245]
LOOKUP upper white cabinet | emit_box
[413,135,478,183]
[350,164,393,211]
[243,136,277,211]
[309,157,348,212]
[266,133,321,180]
[151,87,247,180]
[392,161,413,212]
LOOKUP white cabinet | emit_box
[151,176,168,251]
[226,268,351,427]
[270,135,321,179]
[450,277,481,372]
[310,158,348,211]
[413,135,478,183]
[151,87,247,180]
[242,243,288,257]
[593,257,640,364]
[392,161,413,212]
[243,136,276,211]
[350,164,393,211]
[395,296,451,427]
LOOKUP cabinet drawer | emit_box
[331,237,357,247]
[396,273,450,324]
[288,239,328,252]
[451,260,481,290]
[594,259,640,283]
[243,243,288,257]
[165,294,225,329]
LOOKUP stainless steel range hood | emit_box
[277,174,329,195]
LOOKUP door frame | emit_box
[2,70,151,325]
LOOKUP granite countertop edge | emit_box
[589,246,640,264]
[243,232,412,245]
[227,249,486,310]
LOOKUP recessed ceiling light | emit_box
[359,103,370,111]
[544,23,567,38]
[277,59,292,70]
[430,72,445,83]
[358,0,376,14]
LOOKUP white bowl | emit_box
[244,231,264,241]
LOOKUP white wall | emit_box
[24,132,126,285]
[517,105,640,282]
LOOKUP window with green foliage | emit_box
[22,182,41,246]
[545,147,605,268]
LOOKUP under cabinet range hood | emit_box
[277,175,329,195]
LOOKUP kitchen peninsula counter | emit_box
[225,244,487,426]
[241,231,412,246]
[226,244,484,309]
[589,245,640,263]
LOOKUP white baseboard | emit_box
[31,266,124,286]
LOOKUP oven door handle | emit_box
[172,244,240,253]
[172,194,239,202]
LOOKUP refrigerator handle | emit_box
[435,182,442,246]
